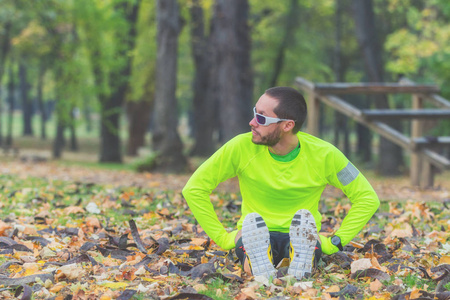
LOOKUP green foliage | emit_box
[403,273,437,290]
[132,152,158,173]
[128,0,156,102]
[384,0,450,95]
[199,278,233,300]
[3,0,450,160]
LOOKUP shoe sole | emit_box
[288,209,317,279]
[242,213,276,279]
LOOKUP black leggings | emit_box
[235,232,322,268]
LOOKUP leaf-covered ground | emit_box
[0,160,449,300]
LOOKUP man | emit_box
[182,87,379,280]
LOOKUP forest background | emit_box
[0,0,449,176]
[0,1,449,299]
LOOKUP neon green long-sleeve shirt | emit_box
[182,132,379,254]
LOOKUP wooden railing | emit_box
[295,77,450,188]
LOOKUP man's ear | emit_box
[282,120,295,132]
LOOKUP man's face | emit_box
[249,94,283,146]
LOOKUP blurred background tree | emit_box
[0,0,448,174]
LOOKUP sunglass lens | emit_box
[255,114,266,125]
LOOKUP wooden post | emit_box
[420,160,435,188]
[307,91,320,136]
[410,94,423,186]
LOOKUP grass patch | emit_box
[199,278,233,300]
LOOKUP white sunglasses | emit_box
[253,107,292,126]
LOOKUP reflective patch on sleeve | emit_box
[337,162,360,186]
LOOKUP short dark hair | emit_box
[265,87,307,133]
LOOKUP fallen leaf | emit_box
[158,208,170,216]
[22,263,40,276]
[98,281,129,289]
[439,255,450,265]
[49,283,66,293]
[351,258,372,273]
[190,238,207,246]
[325,285,340,293]
[193,284,206,292]
[304,288,319,297]
[293,281,313,291]
[0,220,12,235]
[57,263,86,280]
[64,206,85,215]
[85,216,101,228]
[370,279,383,292]
[240,287,258,299]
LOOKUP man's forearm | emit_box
[182,189,238,250]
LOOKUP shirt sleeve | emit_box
[182,137,242,250]
[323,147,380,254]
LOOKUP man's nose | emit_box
[249,117,258,127]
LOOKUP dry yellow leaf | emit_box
[325,285,340,293]
[349,241,364,249]
[49,283,66,293]
[439,255,450,264]
[304,288,319,297]
[22,263,40,276]
[57,263,86,280]
[193,284,206,292]
[201,256,209,264]
[371,256,388,272]
[389,228,412,238]
[321,293,333,300]
[158,208,170,216]
[64,206,85,215]
[23,225,38,235]
[0,220,11,236]
[370,279,383,292]
[86,216,101,228]
[241,287,257,299]
[410,288,422,299]
[365,296,388,300]
[99,282,128,289]
[190,238,207,246]
[232,268,242,278]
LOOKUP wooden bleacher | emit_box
[295,77,450,188]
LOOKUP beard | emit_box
[251,126,282,146]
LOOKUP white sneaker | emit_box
[287,209,318,279]
[242,212,276,280]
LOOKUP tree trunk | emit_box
[212,0,253,143]
[352,0,403,175]
[6,64,14,147]
[189,0,216,156]
[37,64,47,140]
[352,95,372,162]
[99,0,140,163]
[99,93,123,162]
[269,0,299,87]
[53,121,65,159]
[19,63,33,136]
[126,100,152,156]
[0,21,11,146]
[83,102,93,133]
[333,0,350,157]
[357,124,372,161]
[0,87,2,146]
[150,0,187,172]
[69,108,78,151]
